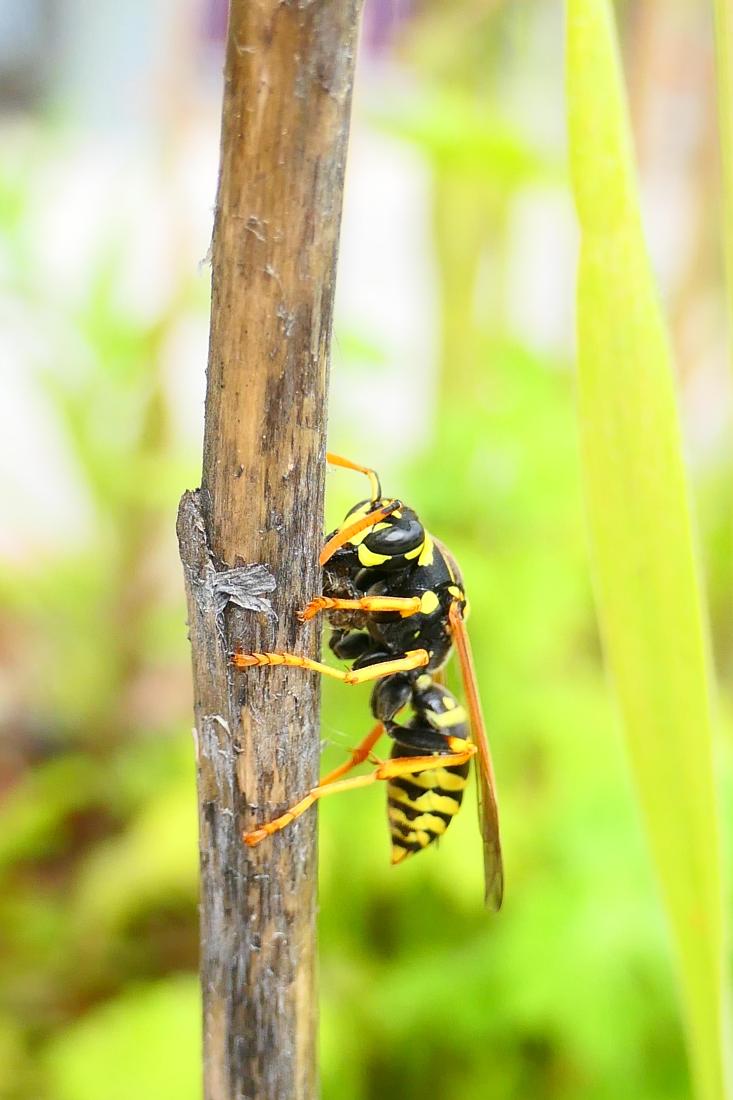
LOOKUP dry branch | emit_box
[177,3,361,1097]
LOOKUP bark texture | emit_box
[177,3,361,1097]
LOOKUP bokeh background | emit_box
[2,2,732,1098]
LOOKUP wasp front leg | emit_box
[231,648,430,683]
[298,595,422,622]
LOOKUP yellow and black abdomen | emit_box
[387,746,470,864]
[371,671,472,864]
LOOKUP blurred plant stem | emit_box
[566,4,730,1100]
[714,0,733,355]
[434,171,508,407]
[109,356,168,737]
[625,0,723,383]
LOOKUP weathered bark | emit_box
[177,3,361,1098]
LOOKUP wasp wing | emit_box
[448,601,504,910]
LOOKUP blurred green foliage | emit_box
[2,3,732,1100]
[568,3,729,1098]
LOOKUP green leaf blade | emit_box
[566,3,730,1099]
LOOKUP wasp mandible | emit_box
[233,453,503,910]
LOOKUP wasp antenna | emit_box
[319,499,401,566]
[326,452,382,501]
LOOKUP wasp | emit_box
[232,453,503,909]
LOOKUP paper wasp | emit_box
[233,453,503,909]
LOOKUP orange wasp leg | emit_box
[298,595,422,622]
[243,740,477,847]
[319,721,385,786]
[231,648,429,684]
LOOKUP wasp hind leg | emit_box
[243,721,384,847]
[319,721,385,786]
[242,741,476,847]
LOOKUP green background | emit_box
[2,2,731,1098]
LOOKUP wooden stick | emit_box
[177,3,361,1096]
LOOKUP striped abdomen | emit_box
[387,745,470,864]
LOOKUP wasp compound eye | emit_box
[364,515,424,557]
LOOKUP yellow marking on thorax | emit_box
[419,590,439,615]
[426,705,468,730]
[404,533,435,566]
[417,534,434,567]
